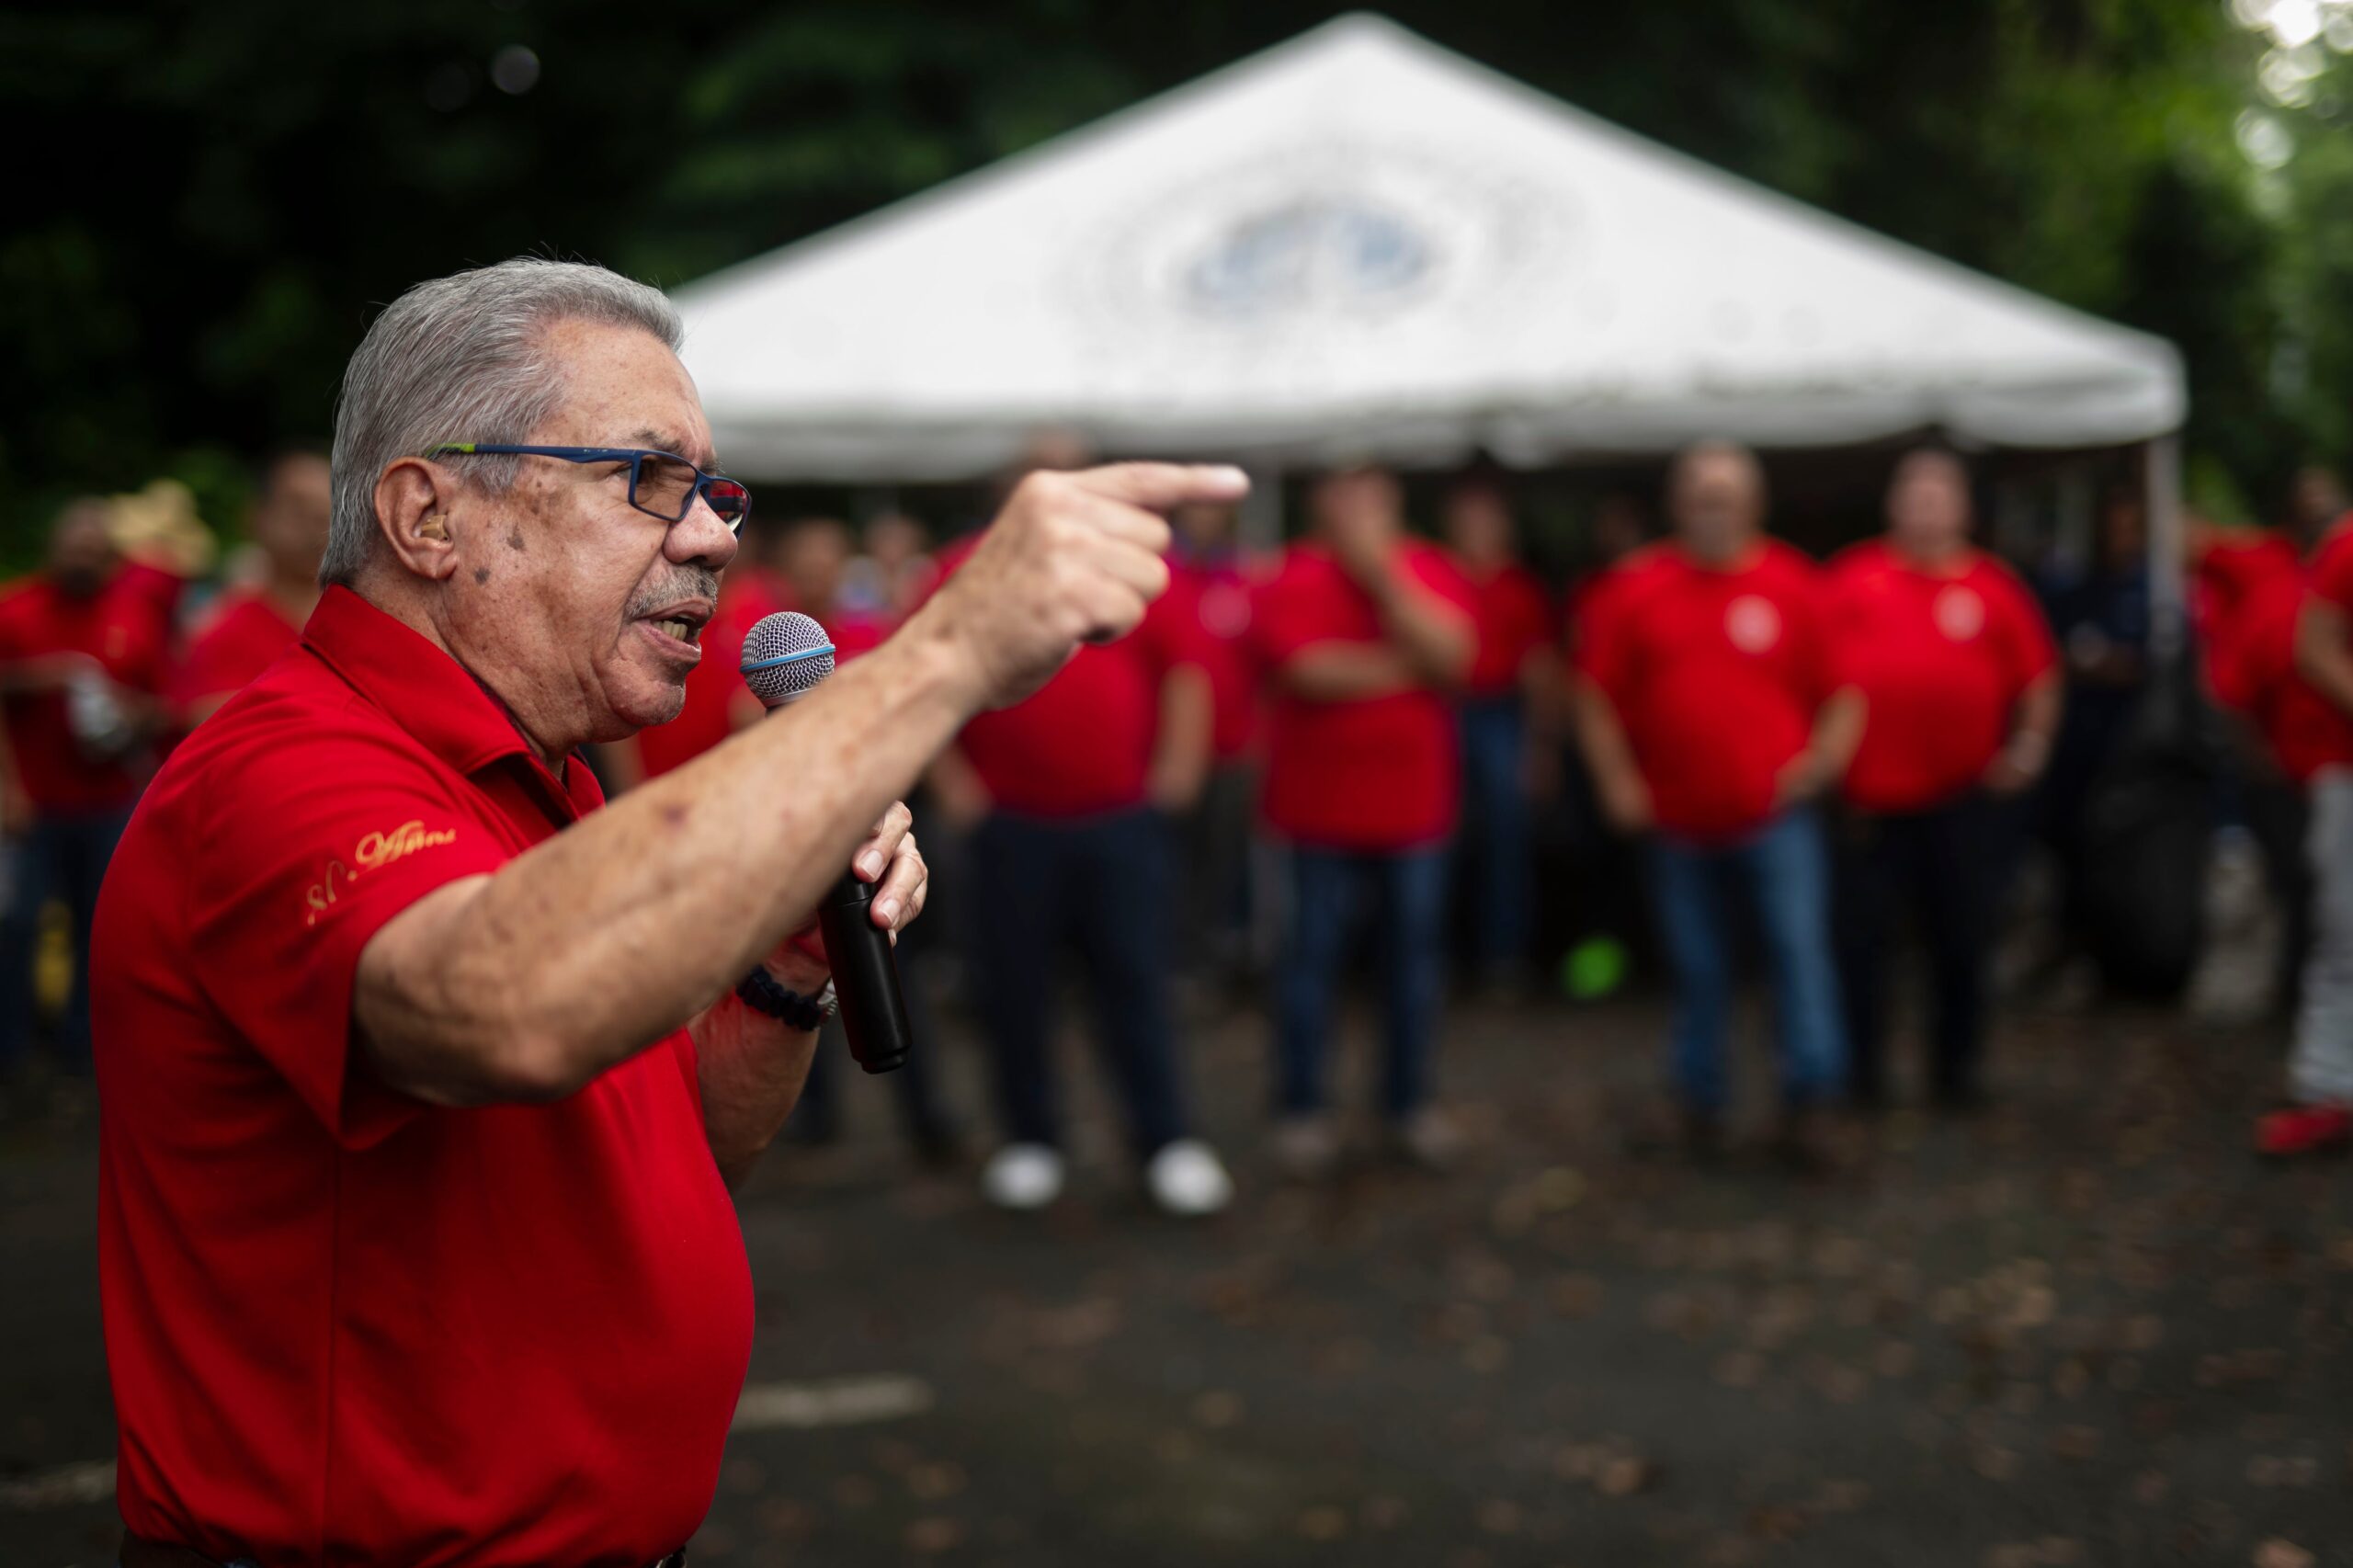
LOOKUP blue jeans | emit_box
[1459,695,1532,973]
[1646,808,1847,1114]
[966,806,1190,1157]
[0,804,131,1072]
[1275,843,1449,1119]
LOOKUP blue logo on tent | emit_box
[1185,199,1432,317]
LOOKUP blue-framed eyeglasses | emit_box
[426,443,752,534]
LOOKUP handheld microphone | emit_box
[740,610,914,1074]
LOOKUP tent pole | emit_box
[2143,434,2185,663]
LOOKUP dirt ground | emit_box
[4,983,2350,1567]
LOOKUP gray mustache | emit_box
[628,566,722,618]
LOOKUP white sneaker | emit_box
[980,1142,1065,1210]
[1144,1139,1233,1217]
[1270,1114,1343,1183]
[1391,1107,1464,1172]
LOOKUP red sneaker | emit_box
[2255,1104,2353,1158]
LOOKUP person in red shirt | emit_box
[1253,466,1478,1177]
[924,496,1233,1217]
[1573,442,1860,1164]
[176,449,332,723]
[90,256,1245,1564]
[0,501,173,1074]
[1166,496,1265,995]
[2188,491,2331,1035]
[1826,448,2061,1110]
[2252,489,2353,1155]
[1443,471,1556,988]
[771,515,959,1164]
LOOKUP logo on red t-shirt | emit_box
[1724,595,1781,653]
[1933,585,1985,642]
[306,821,460,925]
[1199,581,1252,640]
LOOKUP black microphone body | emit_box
[740,611,915,1075]
[817,871,914,1074]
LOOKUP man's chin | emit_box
[603,676,690,739]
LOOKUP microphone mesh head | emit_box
[740,611,837,707]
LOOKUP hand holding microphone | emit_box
[740,612,924,1074]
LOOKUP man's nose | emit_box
[667,499,739,571]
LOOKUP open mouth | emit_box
[635,602,712,658]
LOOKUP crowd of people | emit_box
[11,433,2353,1199]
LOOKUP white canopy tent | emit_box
[673,12,2184,483]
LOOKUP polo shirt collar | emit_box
[301,586,597,815]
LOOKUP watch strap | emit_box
[735,968,837,1030]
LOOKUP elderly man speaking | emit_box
[90,257,1245,1567]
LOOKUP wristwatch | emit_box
[735,967,839,1030]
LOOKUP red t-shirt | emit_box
[2261,522,2353,782]
[1461,561,1553,698]
[1167,555,1260,761]
[176,587,303,713]
[1826,541,2057,813]
[1576,540,1832,840]
[0,573,171,812]
[2209,566,2352,782]
[1252,541,1478,850]
[634,568,790,778]
[934,537,1205,818]
[827,605,892,663]
[92,587,753,1564]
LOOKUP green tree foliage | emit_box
[1,0,2331,561]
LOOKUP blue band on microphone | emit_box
[740,642,835,674]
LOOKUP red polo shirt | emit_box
[1827,540,2057,813]
[1252,541,1477,850]
[1167,555,1260,761]
[176,586,304,713]
[2266,521,2353,782]
[635,568,790,778]
[1576,540,1831,840]
[92,587,753,1565]
[934,536,1207,818]
[0,572,171,812]
[1460,561,1553,699]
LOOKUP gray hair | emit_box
[323,256,683,587]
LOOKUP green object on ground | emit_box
[1561,937,1629,1000]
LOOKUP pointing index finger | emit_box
[1063,461,1251,513]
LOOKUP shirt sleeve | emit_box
[1133,576,1211,679]
[1405,545,1481,619]
[1572,572,1630,695]
[1248,561,1324,670]
[1990,566,2060,695]
[1813,561,1864,696]
[184,719,507,1147]
[2313,533,2353,616]
[1779,560,1837,707]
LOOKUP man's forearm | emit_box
[1571,678,1645,800]
[361,627,972,1103]
[1279,642,1417,701]
[2010,672,2062,748]
[1366,560,1475,687]
[1148,665,1214,808]
[1807,687,1866,775]
[691,994,820,1188]
[2298,601,2353,721]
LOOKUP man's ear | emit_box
[377,458,462,582]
